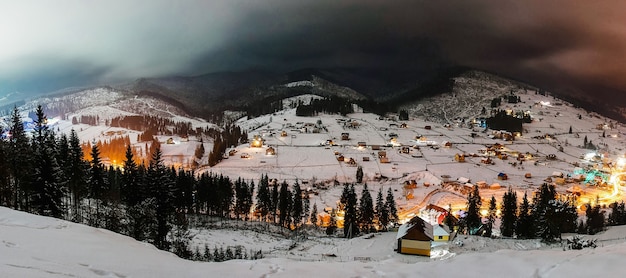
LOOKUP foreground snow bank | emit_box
[1,206,625,277]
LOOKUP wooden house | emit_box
[341,133,350,140]
[357,141,367,148]
[378,151,387,159]
[362,156,370,162]
[396,217,433,256]
[265,146,276,156]
[454,153,465,162]
[497,172,508,180]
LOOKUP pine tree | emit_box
[356,166,363,183]
[30,105,66,218]
[385,187,398,226]
[8,106,32,211]
[465,185,482,234]
[485,196,497,237]
[608,201,626,226]
[270,182,279,224]
[146,147,176,250]
[500,188,518,237]
[585,204,605,235]
[88,143,109,227]
[343,184,359,238]
[516,192,534,238]
[121,145,142,206]
[375,187,389,231]
[358,183,374,233]
[256,174,271,221]
[292,181,303,228]
[66,129,89,222]
[568,126,572,134]
[278,181,292,228]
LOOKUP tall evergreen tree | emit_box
[358,184,374,233]
[385,187,398,226]
[256,174,271,221]
[585,203,605,235]
[516,192,534,238]
[343,183,359,238]
[465,185,482,234]
[146,147,176,250]
[291,181,303,228]
[485,196,497,237]
[121,145,142,205]
[278,181,292,228]
[270,182,279,223]
[375,187,389,231]
[30,105,65,218]
[66,129,89,222]
[88,143,109,227]
[356,166,363,183]
[8,106,32,210]
[500,188,518,237]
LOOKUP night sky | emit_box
[1,0,625,104]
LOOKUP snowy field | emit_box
[2,206,626,277]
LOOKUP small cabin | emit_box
[454,153,465,162]
[362,156,370,162]
[341,133,350,140]
[378,151,387,158]
[357,142,367,148]
[497,173,508,180]
[266,146,276,156]
[396,216,449,257]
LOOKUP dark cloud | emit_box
[1,0,625,106]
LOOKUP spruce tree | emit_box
[343,183,359,238]
[278,181,292,228]
[356,166,363,183]
[30,105,66,218]
[8,106,32,210]
[256,174,271,221]
[465,185,482,234]
[516,192,534,238]
[89,143,109,227]
[484,196,497,237]
[358,183,374,233]
[585,204,605,235]
[67,129,89,222]
[375,187,389,231]
[385,187,398,225]
[146,147,176,250]
[292,181,303,228]
[500,188,518,237]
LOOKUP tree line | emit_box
[459,183,622,243]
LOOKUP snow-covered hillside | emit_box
[2,206,626,277]
[404,71,536,124]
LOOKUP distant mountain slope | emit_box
[400,70,538,123]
